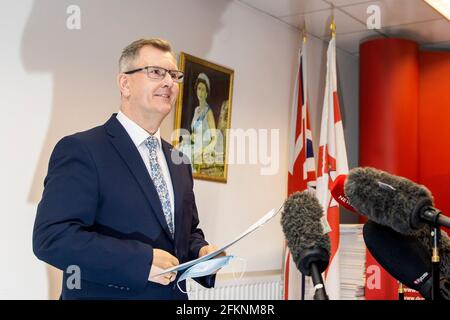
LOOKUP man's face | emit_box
[126,46,179,118]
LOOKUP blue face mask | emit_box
[177,255,235,293]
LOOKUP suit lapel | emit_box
[161,140,185,246]
[104,114,173,241]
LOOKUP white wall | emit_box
[0,0,359,299]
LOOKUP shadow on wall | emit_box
[22,0,230,299]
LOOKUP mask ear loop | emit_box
[176,263,197,294]
[176,276,192,295]
[231,257,247,282]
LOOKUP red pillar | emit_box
[359,38,420,300]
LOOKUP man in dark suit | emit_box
[33,38,220,300]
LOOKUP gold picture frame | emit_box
[174,52,234,183]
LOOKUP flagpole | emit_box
[300,25,307,301]
[330,16,336,38]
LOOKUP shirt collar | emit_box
[116,111,161,150]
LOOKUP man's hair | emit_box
[119,38,173,73]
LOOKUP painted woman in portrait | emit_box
[190,72,217,172]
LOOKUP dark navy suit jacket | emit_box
[33,114,213,299]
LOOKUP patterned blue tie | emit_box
[144,136,174,238]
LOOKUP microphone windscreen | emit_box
[345,167,433,235]
[363,220,432,299]
[281,191,330,274]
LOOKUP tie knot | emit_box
[145,135,159,152]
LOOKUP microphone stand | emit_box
[310,264,329,300]
[301,274,306,300]
[298,248,330,300]
[398,283,404,300]
[431,227,441,300]
[415,204,446,300]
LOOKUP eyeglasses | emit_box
[124,66,184,83]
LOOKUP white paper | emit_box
[154,207,280,276]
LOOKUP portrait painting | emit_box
[174,52,234,183]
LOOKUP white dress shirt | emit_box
[116,111,175,217]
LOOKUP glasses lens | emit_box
[145,67,184,83]
[147,67,166,79]
[169,71,184,83]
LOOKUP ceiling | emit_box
[237,0,450,55]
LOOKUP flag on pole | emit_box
[316,29,349,300]
[283,35,317,300]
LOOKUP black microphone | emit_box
[363,220,433,299]
[281,191,330,300]
[344,166,450,232]
[344,167,450,280]
[364,220,450,300]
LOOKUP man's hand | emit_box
[148,249,179,285]
[198,245,227,275]
[198,244,226,258]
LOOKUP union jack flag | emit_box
[283,39,316,300]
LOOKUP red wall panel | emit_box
[419,51,450,231]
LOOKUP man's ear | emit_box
[117,73,131,97]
